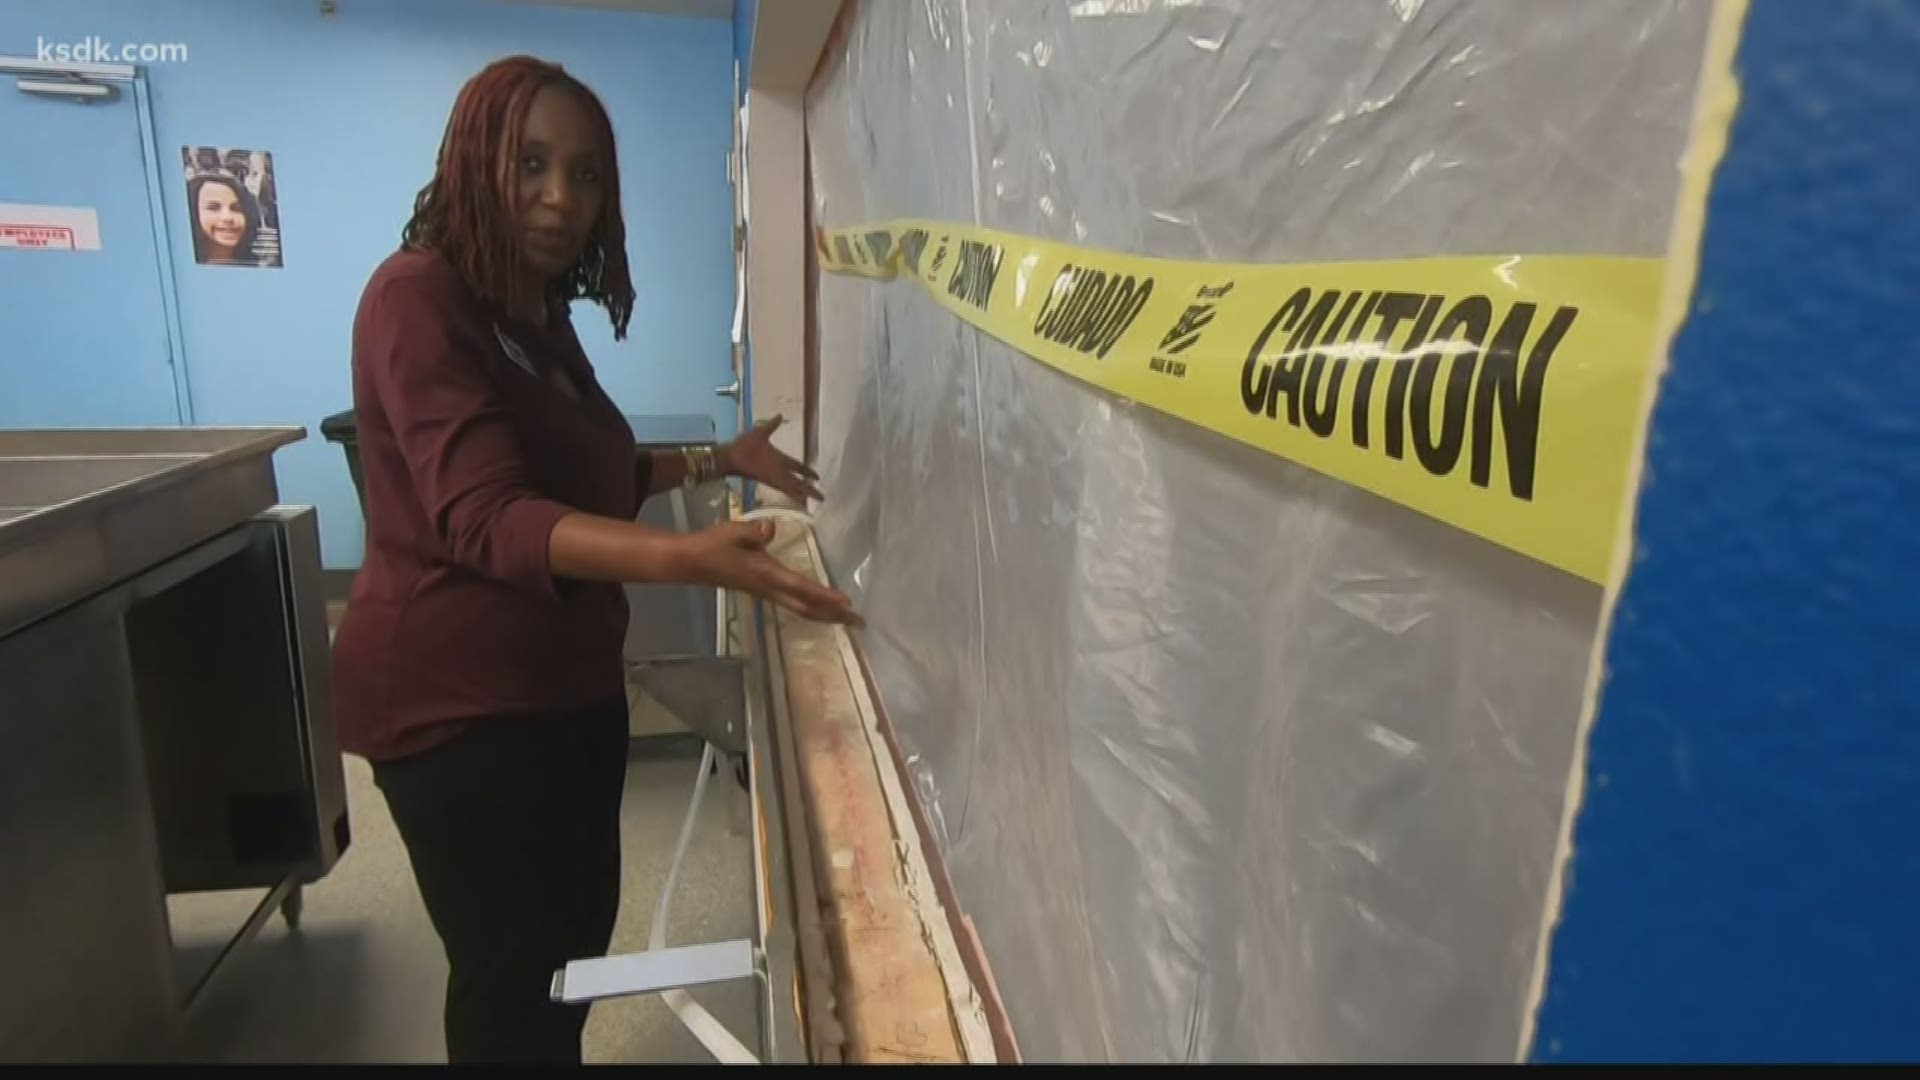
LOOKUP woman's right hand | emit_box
[683,520,864,626]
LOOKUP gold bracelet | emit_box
[680,445,718,488]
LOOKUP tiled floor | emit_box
[165,737,759,1063]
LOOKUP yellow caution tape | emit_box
[817,219,1662,584]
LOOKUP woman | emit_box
[330,56,859,1063]
[187,173,258,264]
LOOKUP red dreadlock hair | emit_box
[402,56,635,339]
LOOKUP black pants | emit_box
[372,698,628,1064]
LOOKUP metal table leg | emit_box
[279,885,303,931]
[182,873,300,1014]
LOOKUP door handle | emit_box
[715,378,742,399]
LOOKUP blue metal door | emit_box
[0,70,181,427]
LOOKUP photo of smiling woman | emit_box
[180,147,284,267]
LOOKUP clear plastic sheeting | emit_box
[804,0,1710,1061]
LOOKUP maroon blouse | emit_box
[330,248,648,760]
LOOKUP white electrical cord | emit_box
[654,741,760,1064]
[739,505,816,529]
[650,502,815,1064]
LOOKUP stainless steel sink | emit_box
[0,428,303,638]
[622,476,750,750]
[0,428,300,457]
[0,454,200,512]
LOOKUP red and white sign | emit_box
[0,203,101,251]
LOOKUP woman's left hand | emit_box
[721,416,823,504]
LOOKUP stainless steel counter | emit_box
[0,427,345,1063]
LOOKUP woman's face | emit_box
[196,181,247,256]
[514,85,605,280]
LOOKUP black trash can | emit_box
[320,408,365,514]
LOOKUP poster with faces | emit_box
[181,146,283,268]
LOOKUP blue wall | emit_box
[2,0,737,568]
[1533,0,1920,1062]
